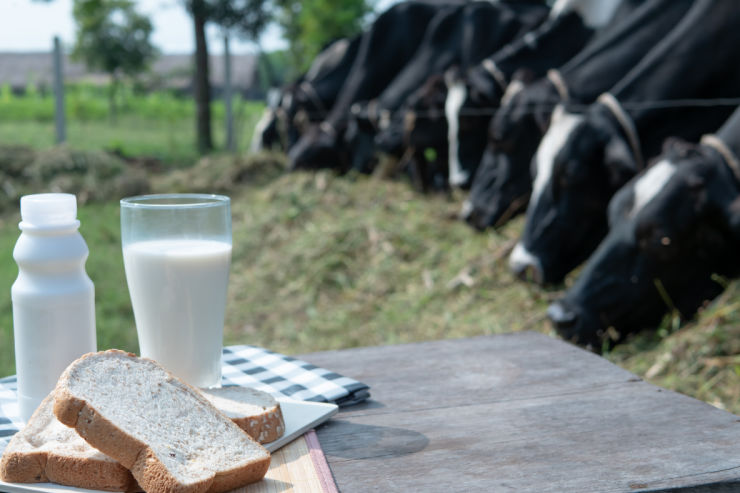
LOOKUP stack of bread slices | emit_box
[0,350,285,492]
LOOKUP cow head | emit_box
[461,76,560,230]
[400,75,449,154]
[251,88,288,153]
[548,139,740,349]
[344,102,382,174]
[288,122,350,171]
[509,103,639,284]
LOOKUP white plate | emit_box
[0,398,338,493]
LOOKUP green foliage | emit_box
[72,0,157,78]
[72,0,157,117]
[276,0,374,71]
[202,0,273,40]
[256,50,294,89]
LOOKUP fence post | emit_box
[52,36,66,144]
[223,33,235,153]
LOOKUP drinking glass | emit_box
[120,194,231,388]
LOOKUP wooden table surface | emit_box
[300,332,740,492]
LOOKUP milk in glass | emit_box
[123,239,231,387]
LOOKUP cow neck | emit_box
[701,135,740,183]
[546,69,569,102]
[597,93,644,170]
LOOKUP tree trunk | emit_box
[193,2,213,153]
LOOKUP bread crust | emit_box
[52,350,270,493]
[232,406,285,444]
[1,392,137,492]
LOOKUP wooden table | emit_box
[301,332,740,492]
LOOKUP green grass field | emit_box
[0,84,265,165]
[0,85,738,416]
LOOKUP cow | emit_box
[548,106,740,350]
[287,1,454,171]
[375,3,598,192]
[509,0,740,286]
[443,0,636,191]
[250,35,362,153]
[373,74,451,191]
[250,88,283,152]
[463,0,694,230]
[290,1,550,173]
[344,0,549,174]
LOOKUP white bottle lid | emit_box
[20,193,78,227]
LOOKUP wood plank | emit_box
[236,434,330,493]
[302,332,638,416]
[298,333,740,492]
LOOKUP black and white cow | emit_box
[345,0,549,174]
[510,0,740,286]
[376,1,600,192]
[443,0,635,190]
[287,1,452,171]
[250,35,362,153]
[548,106,740,349]
[463,0,693,230]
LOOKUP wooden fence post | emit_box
[223,33,235,153]
[52,36,67,144]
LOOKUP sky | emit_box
[0,0,398,55]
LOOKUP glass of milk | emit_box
[120,194,231,388]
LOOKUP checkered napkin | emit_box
[0,345,369,453]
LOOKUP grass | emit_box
[0,84,265,166]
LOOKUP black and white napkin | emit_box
[0,345,370,452]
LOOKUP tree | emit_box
[72,0,156,119]
[276,0,373,72]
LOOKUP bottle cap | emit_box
[20,193,78,226]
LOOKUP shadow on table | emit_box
[318,420,429,460]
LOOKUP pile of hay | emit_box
[0,145,149,212]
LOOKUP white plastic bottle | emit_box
[11,193,96,422]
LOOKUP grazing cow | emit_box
[345,0,549,174]
[464,0,693,230]
[290,1,549,173]
[379,4,596,192]
[444,0,632,190]
[548,106,740,349]
[250,88,283,152]
[373,74,451,191]
[510,0,740,286]
[287,1,452,171]
[250,35,362,153]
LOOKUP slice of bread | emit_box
[0,393,138,492]
[52,350,270,493]
[0,385,283,490]
[201,387,285,444]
